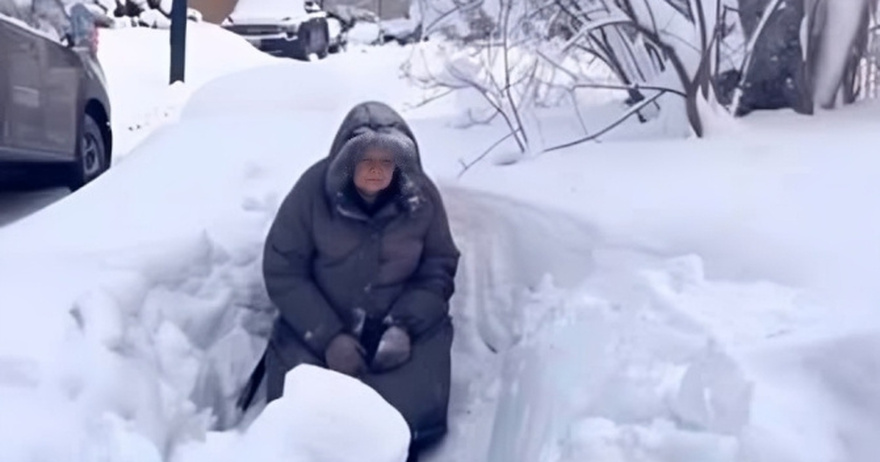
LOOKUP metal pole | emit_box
[170,0,188,84]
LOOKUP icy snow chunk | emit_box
[669,342,753,435]
[247,364,410,461]
[178,364,410,462]
[155,321,201,398]
[81,413,164,462]
[551,418,739,462]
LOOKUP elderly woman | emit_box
[239,101,460,461]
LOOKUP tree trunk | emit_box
[735,0,813,115]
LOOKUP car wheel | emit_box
[68,113,108,191]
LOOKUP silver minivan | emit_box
[0,0,112,190]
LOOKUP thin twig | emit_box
[572,82,687,98]
[533,46,686,98]
[423,0,483,35]
[403,88,456,110]
[543,90,667,153]
[458,130,521,178]
[562,15,634,52]
[501,0,529,149]
[568,89,590,135]
[447,63,525,152]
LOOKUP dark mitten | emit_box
[371,326,412,372]
[325,333,367,377]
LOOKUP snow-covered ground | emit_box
[97,22,275,160]
[2,18,880,462]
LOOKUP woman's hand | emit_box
[325,334,367,377]
[371,326,412,372]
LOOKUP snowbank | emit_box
[453,104,880,312]
[97,22,273,159]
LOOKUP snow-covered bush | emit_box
[408,0,879,162]
[404,0,742,172]
[76,0,202,29]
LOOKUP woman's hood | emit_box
[324,102,425,217]
[326,102,422,166]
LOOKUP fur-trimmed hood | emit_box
[325,102,425,220]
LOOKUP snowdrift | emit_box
[97,22,274,160]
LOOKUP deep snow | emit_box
[1,16,880,462]
[96,22,274,160]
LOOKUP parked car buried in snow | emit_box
[222,0,331,60]
[0,0,113,190]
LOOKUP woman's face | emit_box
[354,147,395,197]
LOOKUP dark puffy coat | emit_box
[243,102,460,445]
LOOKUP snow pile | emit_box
[97,22,273,160]
[176,365,410,462]
[487,283,750,462]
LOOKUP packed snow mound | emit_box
[181,62,353,118]
[175,365,410,462]
[180,46,439,120]
[97,22,273,159]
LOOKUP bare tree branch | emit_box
[402,88,457,111]
[502,0,529,149]
[423,0,483,35]
[543,89,668,153]
[573,82,687,98]
[458,130,522,178]
[562,15,634,52]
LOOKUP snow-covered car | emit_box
[324,7,420,48]
[0,0,112,190]
[379,17,421,44]
[222,0,330,60]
